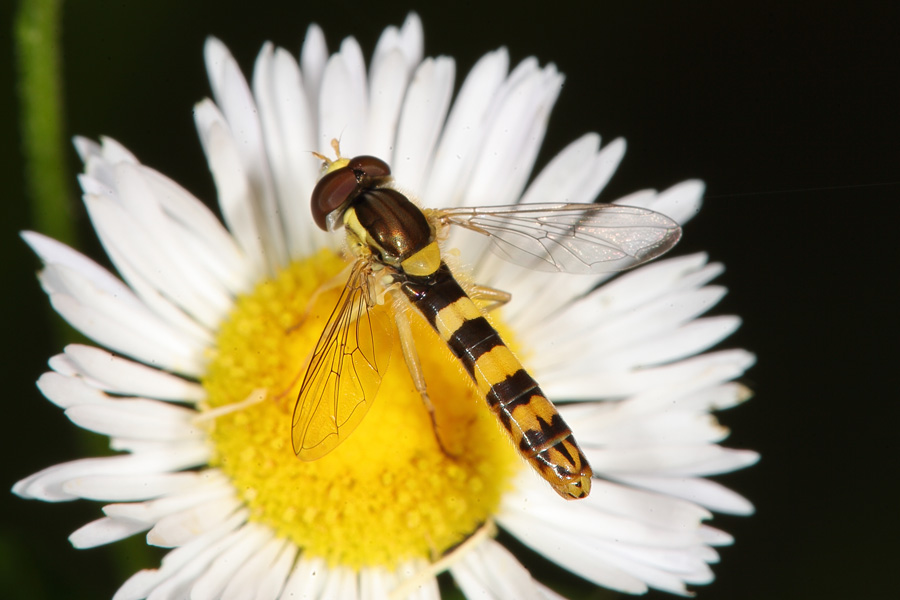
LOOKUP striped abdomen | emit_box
[401,263,593,500]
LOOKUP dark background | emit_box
[2,2,897,599]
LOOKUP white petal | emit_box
[37,372,107,408]
[526,252,718,349]
[490,60,565,202]
[360,566,392,600]
[370,14,423,77]
[617,379,751,421]
[587,444,760,478]
[572,407,729,446]
[505,487,704,550]
[111,509,248,600]
[339,36,368,111]
[396,13,424,71]
[194,99,269,275]
[320,566,359,600]
[252,44,324,259]
[205,37,287,270]
[537,286,729,379]
[505,476,711,536]
[79,141,253,296]
[542,349,754,401]
[546,312,741,378]
[190,523,272,600]
[103,471,232,525]
[69,516,150,549]
[23,231,139,310]
[464,60,563,209]
[281,556,327,599]
[449,538,545,600]
[613,474,755,515]
[145,525,251,600]
[62,472,202,502]
[220,536,286,600]
[539,135,625,205]
[502,482,713,595]
[82,190,222,339]
[476,87,569,278]
[452,60,565,275]
[392,57,456,195]
[501,508,647,595]
[318,39,368,156]
[300,22,328,121]
[13,449,209,502]
[425,48,509,209]
[682,380,755,412]
[65,398,200,441]
[49,290,205,376]
[520,133,604,204]
[582,541,700,596]
[596,315,742,369]
[132,165,252,294]
[365,49,411,162]
[500,268,601,333]
[74,135,137,166]
[700,525,734,546]
[399,560,440,600]
[579,285,727,350]
[56,344,205,402]
[489,135,629,312]
[253,541,298,600]
[484,134,627,300]
[147,494,244,548]
[110,438,208,456]
[617,179,705,227]
[376,559,439,600]
[596,252,721,313]
[29,233,208,374]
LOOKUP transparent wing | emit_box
[292,260,392,461]
[439,203,682,273]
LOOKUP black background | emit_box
[1,2,897,599]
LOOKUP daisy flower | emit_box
[14,13,758,599]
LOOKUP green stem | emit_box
[16,0,76,247]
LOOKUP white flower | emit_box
[14,13,757,599]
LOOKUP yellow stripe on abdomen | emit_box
[402,263,593,500]
[471,344,521,396]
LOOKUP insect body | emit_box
[293,152,682,500]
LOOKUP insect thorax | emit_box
[351,188,432,262]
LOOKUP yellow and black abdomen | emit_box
[401,263,593,499]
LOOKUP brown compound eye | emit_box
[310,166,360,231]
[348,156,391,184]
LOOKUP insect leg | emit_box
[388,519,496,600]
[193,388,267,424]
[389,289,455,458]
[468,284,511,313]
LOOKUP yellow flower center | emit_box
[202,249,520,569]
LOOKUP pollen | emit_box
[202,249,520,570]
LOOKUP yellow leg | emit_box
[388,520,496,600]
[390,290,455,458]
[469,283,511,313]
[193,388,267,425]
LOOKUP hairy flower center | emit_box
[202,249,519,569]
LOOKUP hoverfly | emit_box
[292,145,682,500]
